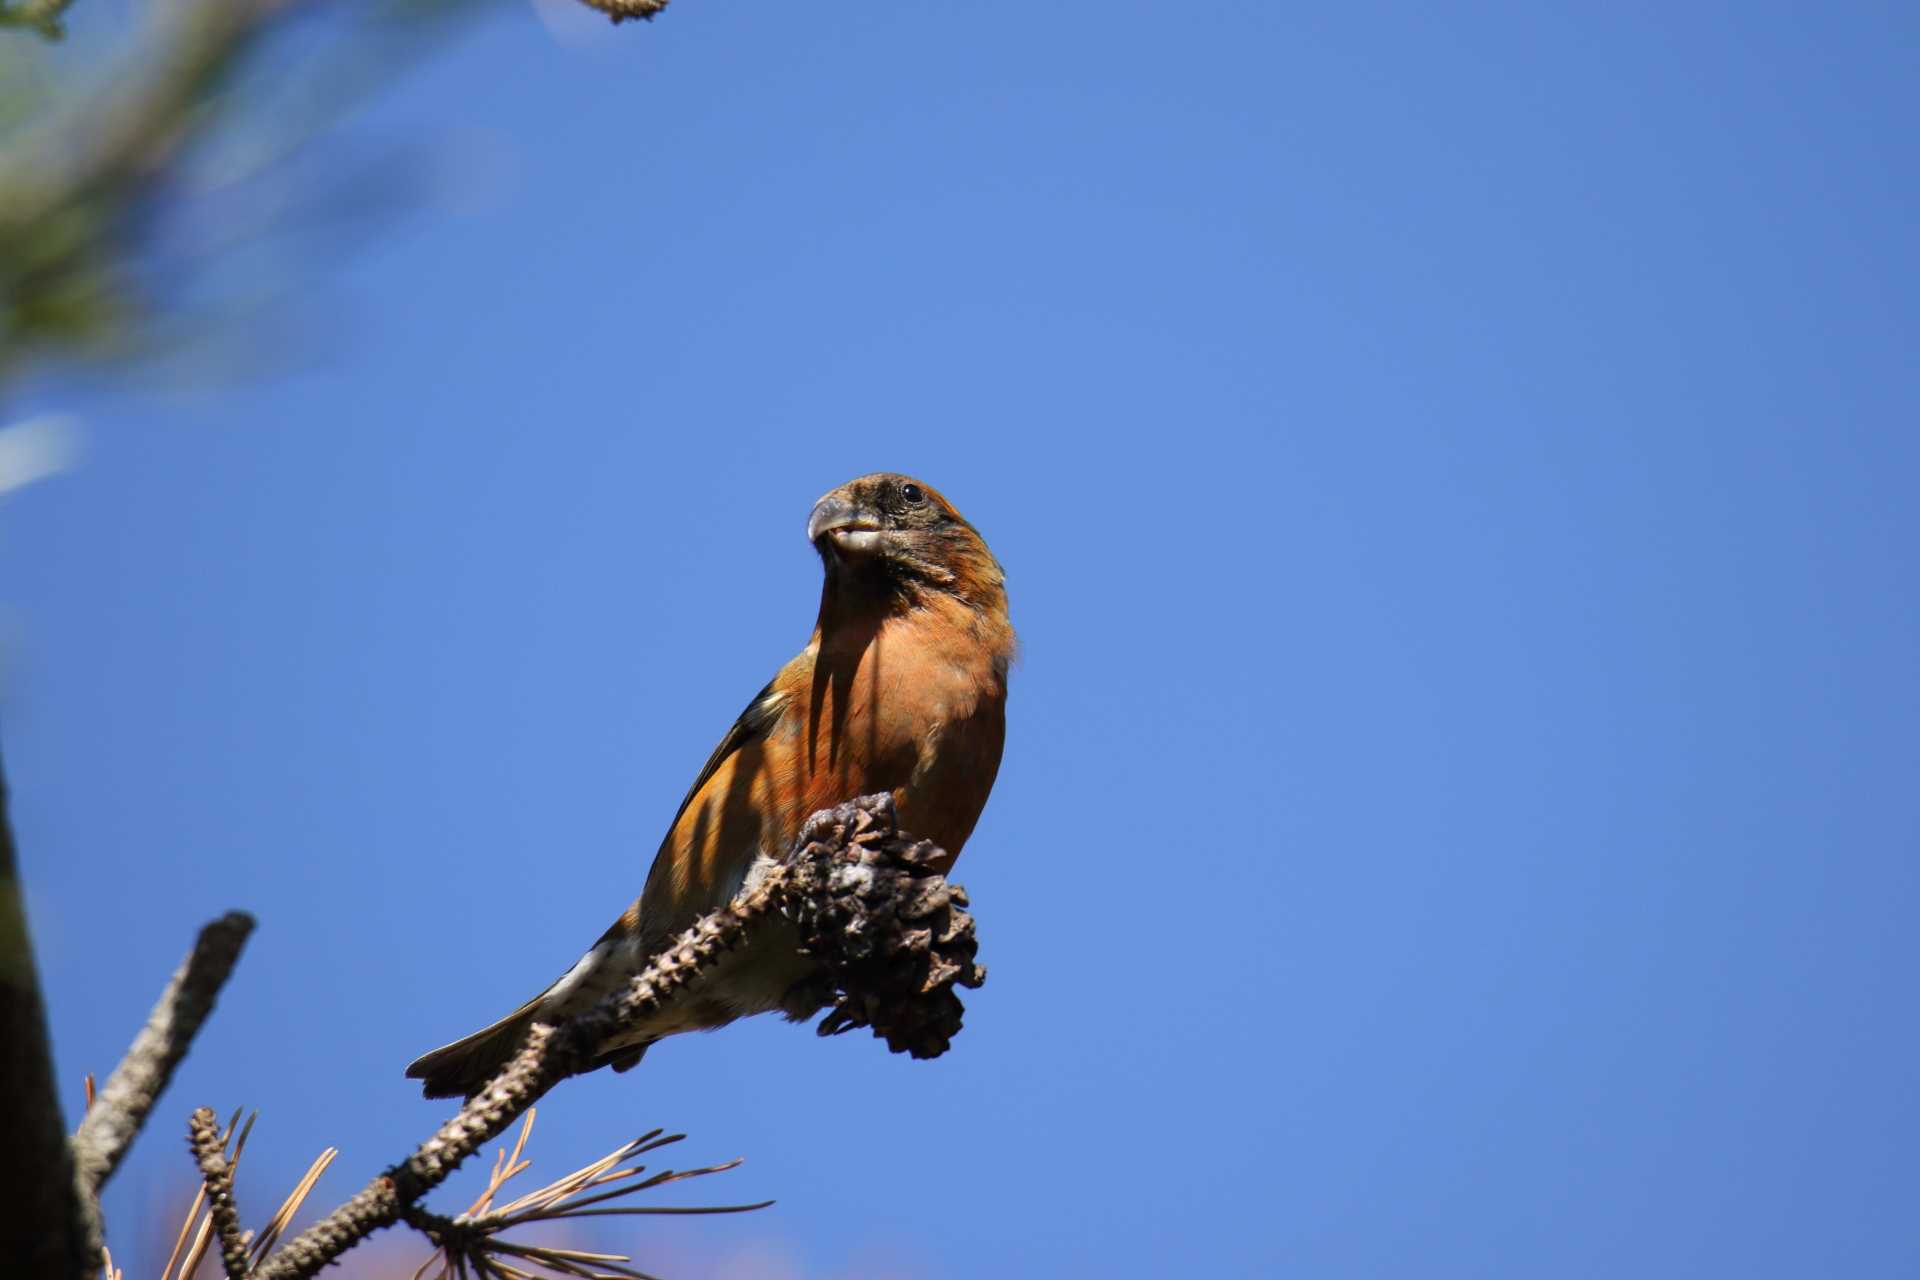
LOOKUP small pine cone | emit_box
[779,794,988,1059]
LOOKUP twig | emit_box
[251,794,983,1280]
[252,882,781,1280]
[187,1107,253,1280]
[402,1110,768,1280]
[71,911,255,1197]
[570,0,670,26]
[163,1109,250,1280]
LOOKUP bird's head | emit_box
[807,472,1005,612]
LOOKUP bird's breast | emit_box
[644,598,1008,940]
[818,604,1008,865]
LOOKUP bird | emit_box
[406,472,1014,1098]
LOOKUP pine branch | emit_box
[72,913,255,1198]
[404,1110,769,1280]
[250,793,986,1280]
[250,883,783,1280]
[186,1107,253,1280]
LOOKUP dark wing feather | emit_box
[407,679,790,1098]
[665,678,788,831]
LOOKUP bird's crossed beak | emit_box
[808,494,885,556]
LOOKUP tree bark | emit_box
[0,744,97,1278]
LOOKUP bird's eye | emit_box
[900,483,925,506]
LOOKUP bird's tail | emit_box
[407,930,657,1098]
[405,997,547,1099]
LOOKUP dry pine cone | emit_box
[778,794,987,1058]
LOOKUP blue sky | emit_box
[5,3,1918,1276]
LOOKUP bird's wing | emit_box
[666,677,789,832]
[407,677,796,1099]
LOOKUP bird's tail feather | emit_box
[406,997,546,1100]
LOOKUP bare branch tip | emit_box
[186,1107,252,1280]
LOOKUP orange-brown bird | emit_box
[407,473,1013,1098]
